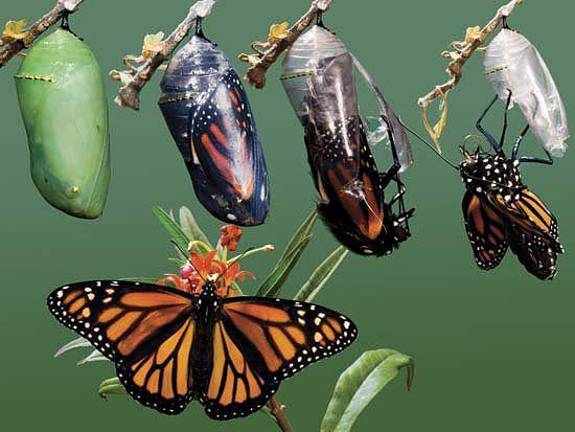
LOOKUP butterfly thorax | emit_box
[460,153,525,201]
[191,280,221,387]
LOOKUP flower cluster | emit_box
[157,224,253,297]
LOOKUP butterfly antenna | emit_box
[400,120,459,171]
[171,240,208,285]
[170,240,188,260]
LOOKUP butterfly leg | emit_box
[387,178,415,232]
[511,123,554,165]
[378,163,401,190]
[499,90,513,150]
[394,207,416,225]
[519,150,554,166]
[476,94,504,153]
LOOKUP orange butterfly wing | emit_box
[47,281,197,414]
[200,297,358,420]
[486,188,564,280]
[462,191,509,270]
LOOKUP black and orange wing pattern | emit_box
[488,188,561,243]
[47,281,197,414]
[190,69,270,226]
[201,297,358,420]
[507,222,561,280]
[462,191,509,270]
[487,188,564,280]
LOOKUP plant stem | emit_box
[417,0,524,110]
[0,0,85,68]
[269,397,294,432]
[238,0,334,89]
[109,0,216,110]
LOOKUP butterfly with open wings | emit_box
[47,251,357,420]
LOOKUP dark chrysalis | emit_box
[460,93,564,280]
[281,25,414,256]
[159,31,270,227]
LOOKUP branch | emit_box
[416,0,524,150]
[110,0,216,111]
[268,397,294,432]
[0,0,85,68]
[238,0,333,89]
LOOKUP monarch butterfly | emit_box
[159,23,270,227]
[460,91,564,280]
[47,275,357,419]
[14,28,111,219]
[280,24,414,256]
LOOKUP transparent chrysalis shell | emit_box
[280,26,413,256]
[484,29,570,157]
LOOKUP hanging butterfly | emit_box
[159,21,270,226]
[280,24,414,256]
[46,254,357,420]
[460,91,564,280]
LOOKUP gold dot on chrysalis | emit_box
[65,186,80,198]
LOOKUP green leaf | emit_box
[255,235,312,298]
[77,350,108,365]
[152,206,190,253]
[179,206,212,248]
[321,349,414,432]
[294,246,348,302]
[98,377,127,400]
[255,210,318,298]
[280,209,318,262]
[54,337,91,358]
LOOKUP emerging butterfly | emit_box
[460,91,564,280]
[281,25,415,256]
[47,251,357,420]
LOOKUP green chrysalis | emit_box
[15,29,110,219]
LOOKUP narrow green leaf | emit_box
[152,206,190,253]
[255,236,312,298]
[280,209,318,262]
[179,206,212,248]
[98,377,127,400]
[77,350,108,365]
[321,349,414,432]
[294,246,348,302]
[54,337,91,358]
[168,257,187,267]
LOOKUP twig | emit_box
[0,0,85,68]
[268,397,294,432]
[238,0,333,89]
[110,0,216,111]
[417,0,524,110]
[416,0,524,150]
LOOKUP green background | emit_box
[1,0,573,430]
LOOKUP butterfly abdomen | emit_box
[159,36,270,226]
[15,29,111,219]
